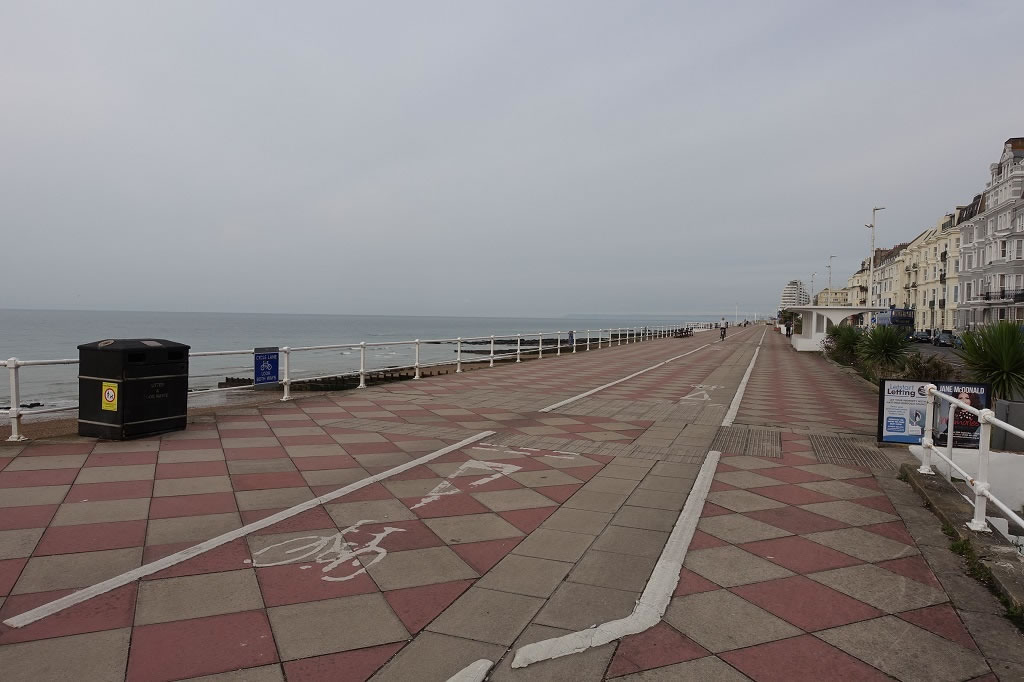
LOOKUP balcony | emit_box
[939,299,946,309]
[928,300,935,309]
[910,281,918,288]
[912,263,919,270]
[940,250,948,262]
[904,265,911,272]
[903,283,910,290]
[939,273,946,284]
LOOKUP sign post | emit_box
[254,347,280,386]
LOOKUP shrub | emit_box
[955,322,1024,400]
[822,325,861,365]
[898,351,961,382]
[857,325,911,380]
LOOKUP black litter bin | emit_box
[78,339,190,440]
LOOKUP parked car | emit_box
[933,331,954,347]
[911,331,932,343]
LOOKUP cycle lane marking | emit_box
[3,430,495,629]
[511,327,769,668]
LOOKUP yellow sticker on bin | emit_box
[101,382,118,411]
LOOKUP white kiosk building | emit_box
[784,305,885,352]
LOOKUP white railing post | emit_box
[6,358,27,442]
[456,338,463,373]
[557,331,562,356]
[538,333,543,359]
[489,335,495,368]
[968,410,995,532]
[516,333,522,363]
[918,385,936,474]
[944,402,956,470]
[572,330,577,353]
[586,330,591,351]
[618,328,622,346]
[414,340,421,379]
[358,342,366,388]
[280,347,292,401]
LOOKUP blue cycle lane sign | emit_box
[254,347,280,385]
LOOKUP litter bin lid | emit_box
[77,339,191,351]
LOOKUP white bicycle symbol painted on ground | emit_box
[245,520,405,582]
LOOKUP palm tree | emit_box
[955,322,1024,401]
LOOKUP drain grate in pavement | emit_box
[809,434,896,470]
[747,428,782,458]
[711,426,749,454]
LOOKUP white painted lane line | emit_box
[511,451,721,668]
[511,327,769,668]
[446,659,494,682]
[722,327,767,427]
[538,344,710,413]
[4,430,495,629]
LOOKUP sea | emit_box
[0,309,716,410]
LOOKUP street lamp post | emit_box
[827,255,836,303]
[866,207,885,321]
[810,272,816,305]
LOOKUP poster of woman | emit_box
[933,383,989,449]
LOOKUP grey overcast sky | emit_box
[2,1,1021,318]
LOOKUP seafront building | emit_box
[822,136,1022,333]
[958,138,1024,328]
[778,279,810,310]
[812,288,849,306]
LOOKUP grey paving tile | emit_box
[804,528,918,563]
[154,476,233,497]
[185,664,284,682]
[475,554,572,598]
[612,656,752,681]
[235,487,315,511]
[798,480,883,500]
[817,616,989,682]
[0,485,71,507]
[513,528,596,563]
[799,501,897,526]
[489,623,617,682]
[684,545,793,587]
[713,470,781,489]
[563,489,629,513]
[0,528,44,560]
[569,549,656,592]
[423,513,523,545]
[427,586,543,645]
[697,513,792,544]
[146,512,242,546]
[718,456,781,471]
[591,525,669,558]
[135,569,264,625]
[625,488,686,511]
[364,546,478,590]
[0,627,130,682]
[637,475,694,493]
[706,490,785,513]
[809,564,948,613]
[610,505,679,532]
[533,581,639,630]
[795,463,868,480]
[471,488,558,512]
[269,593,408,660]
[370,632,504,682]
[14,547,143,594]
[541,507,612,535]
[51,498,151,526]
[959,610,1024,664]
[665,590,801,653]
[325,499,416,526]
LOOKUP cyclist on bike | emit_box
[719,317,727,340]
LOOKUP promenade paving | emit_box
[0,327,1022,680]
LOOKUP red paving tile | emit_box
[757,467,830,484]
[451,537,522,574]
[155,461,228,479]
[708,480,739,492]
[0,584,137,645]
[345,520,445,552]
[606,621,708,677]
[451,474,523,493]
[673,567,721,597]
[243,507,337,535]
[383,465,439,481]
[383,579,474,634]
[256,563,379,607]
[732,576,882,631]
[0,469,80,488]
[744,507,849,534]
[700,502,733,518]
[689,530,729,550]
[282,642,404,682]
[156,439,223,452]
[0,504,58,530]
[277,435,335,446]
[720,634,892,682]
[293,454,360,471]
[852,496,898,514]
[126,610,278,682]
[561,465,604,481]
[231,471,308,491]
[752,484,837,506]
[0,558,27,596]
[898,604,980,651]
[143,539,251,580]
[876,556,944,590]
[740,536,861,574]
[402,494,490,519]
[64,480,153,502]
[498,507,557,533]
[343,442,403,456]
[329,482,394,502]
[149,492,238,519]
[35,520,147,555]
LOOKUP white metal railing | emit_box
[916,384,1024,539]
[3,323,713,441]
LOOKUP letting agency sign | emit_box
[878,379,989,448]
